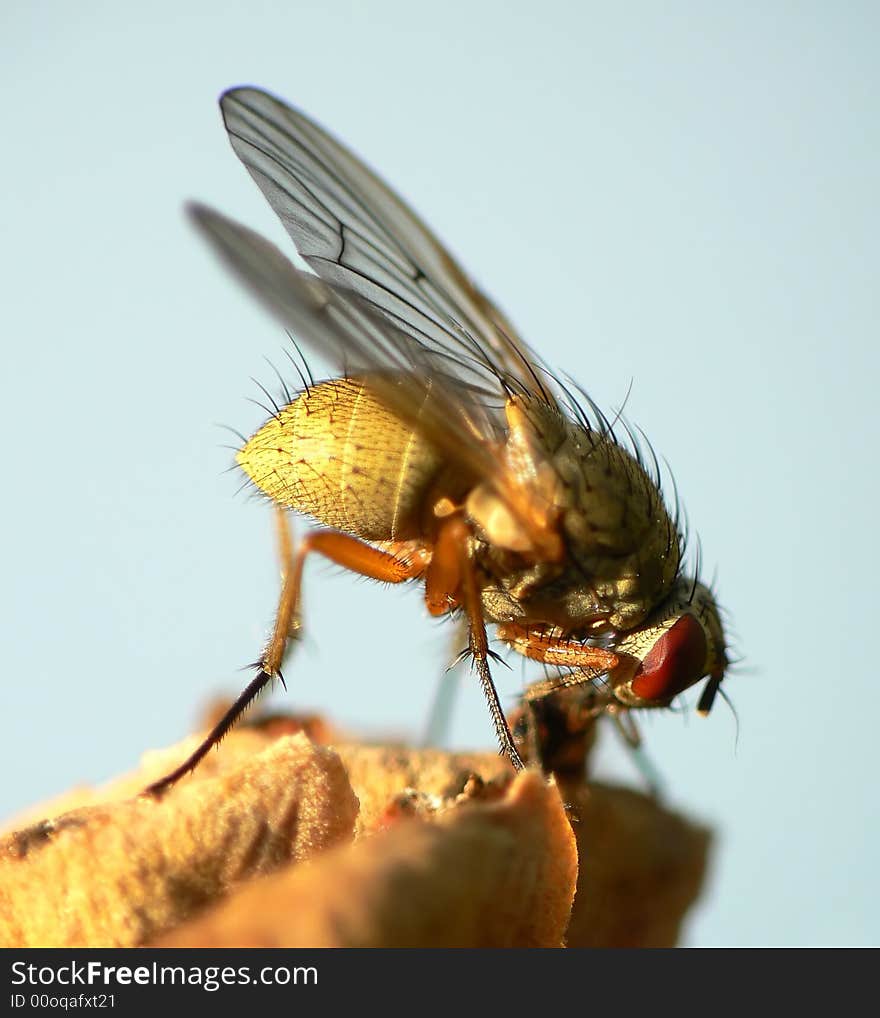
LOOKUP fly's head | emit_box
[609,577,729,713]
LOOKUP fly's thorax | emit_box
[476,558,604,628]
[609,578,728,708]
[235,376,450,541]
[558,430,681,630]
[475,545,617,630]
[467,393,681,631]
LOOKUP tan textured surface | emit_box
[156,771,576,948]
[0,711,712,948]
[3,726,291,833]
[561,781,711,947]
[334,743,514,831]
[0,735,357,947]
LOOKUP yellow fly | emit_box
[146,88,729,795]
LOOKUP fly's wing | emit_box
[189,203,503,482]
[218,86,559,407]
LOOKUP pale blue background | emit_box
[2,2,877,946]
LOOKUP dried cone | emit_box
[0,735,357,947]
[0,710,711,948]
[157,770,577,948]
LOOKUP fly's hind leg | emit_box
[143,507,427,797]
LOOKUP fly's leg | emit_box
[498,624,667,797]
[143,508,427,797]
[425,515,525,772]
[497,622,621,674]
[424,621,618,757]
[496,624,623,777]
[261,517,428,678]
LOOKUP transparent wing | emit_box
[189,202,504,482]
[219,86,559,406]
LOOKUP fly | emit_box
[145,88,729,795]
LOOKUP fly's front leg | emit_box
[497,622,621,676]
[144,508,427,797]
[496,624,621,769]
[426,515,525,771]
[500,624,666,797]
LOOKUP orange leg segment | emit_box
[426,515,525,771]
[262,525,427,675]
[500,623,622,705]
[144,510,426,797]
[496,622,620,672]
[424,514,464,615]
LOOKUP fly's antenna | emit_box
[697,673,721,715]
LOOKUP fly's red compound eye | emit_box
[629,613,708,703]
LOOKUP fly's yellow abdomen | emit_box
[236,377,443,540]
